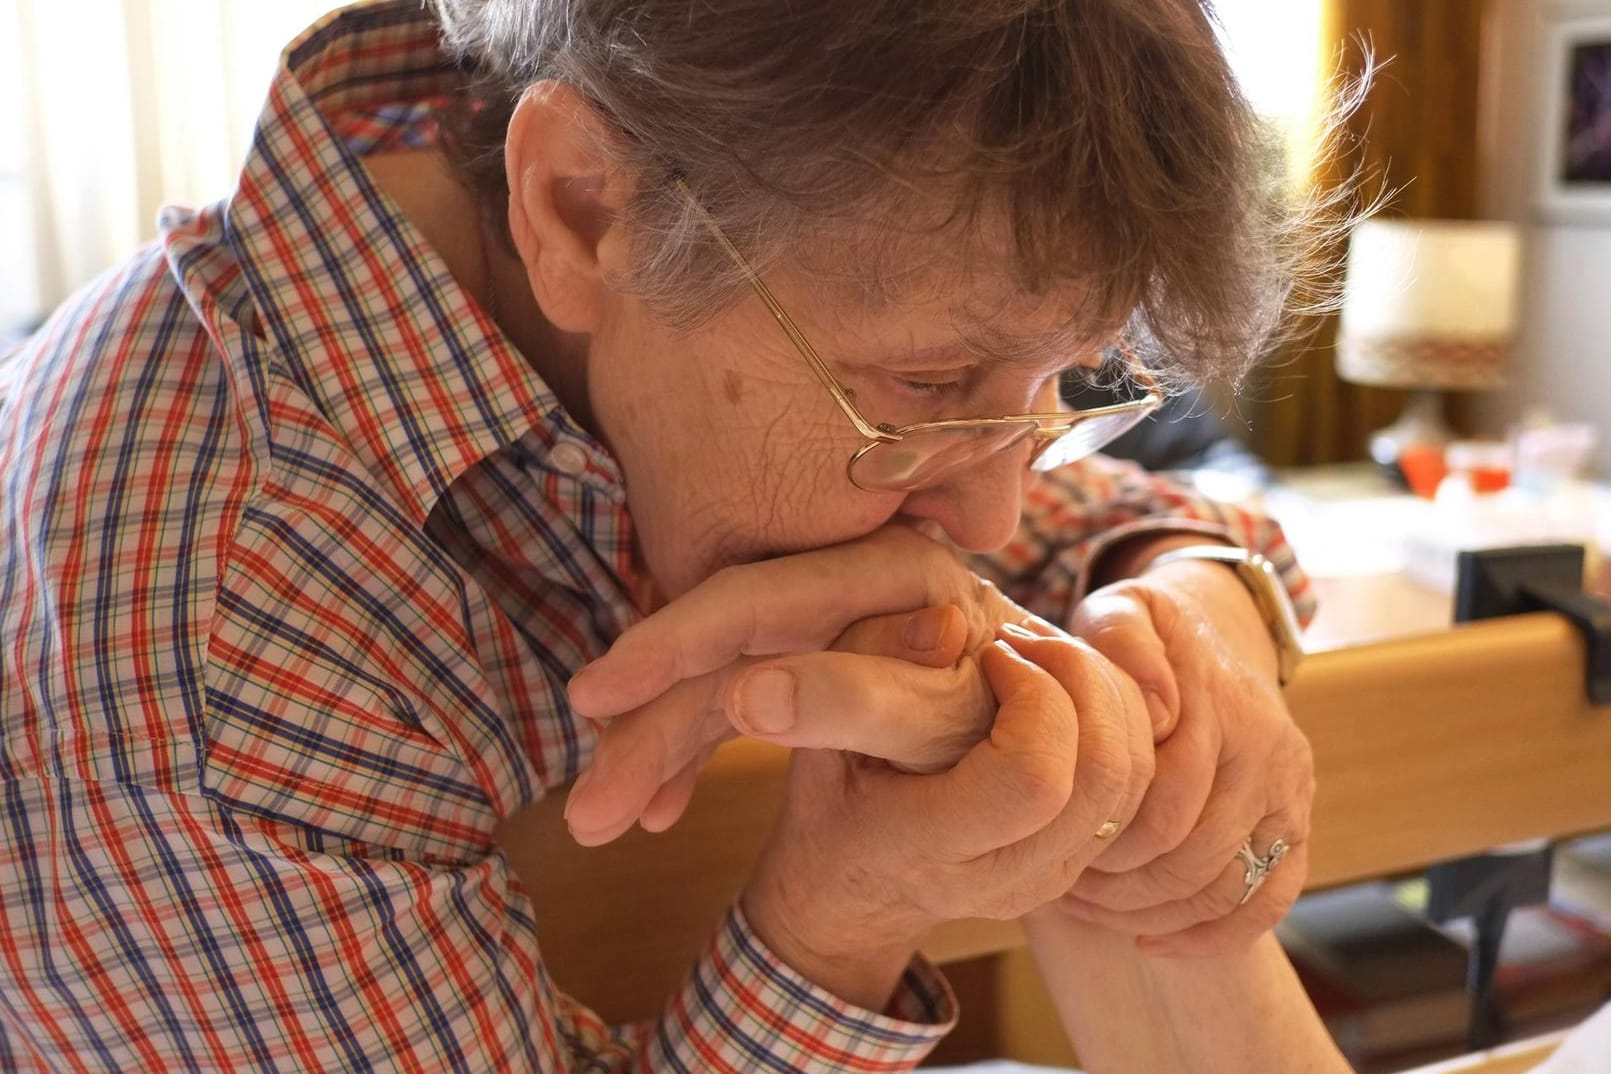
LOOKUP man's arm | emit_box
[0,775,956,1073]
[972,452,1314,630]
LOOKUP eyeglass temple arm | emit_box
[673,180,893,443]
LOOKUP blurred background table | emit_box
[1257,463,1611,652]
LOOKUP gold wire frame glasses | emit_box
[674,180,1164,493]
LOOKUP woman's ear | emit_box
[504,81,633,334]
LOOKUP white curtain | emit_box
[2,0,344,329]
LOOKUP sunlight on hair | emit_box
[1214,0,1328,180]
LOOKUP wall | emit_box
[1477,0,1611,474]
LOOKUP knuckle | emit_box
[1150,855,1213,902]
[1189,879,1243,922]
[1000,749,1076,822]
[707,560,749,597]
[1080,722,1133,814]
[1129,796,1194,856]
[1289,736,1318,795]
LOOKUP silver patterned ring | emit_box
[1234,837,1290,906]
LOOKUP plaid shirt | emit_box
[0,3,1311,1071]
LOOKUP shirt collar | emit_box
[225,0,621,526]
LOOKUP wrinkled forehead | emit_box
[781,216,1127,368]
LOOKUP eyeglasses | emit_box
[675,180,1163,493]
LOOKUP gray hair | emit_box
[430,0,1358,384]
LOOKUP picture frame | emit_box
[1537,12,1611,224]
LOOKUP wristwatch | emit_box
[1145,544,1305,685]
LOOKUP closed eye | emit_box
[897,377,964,396]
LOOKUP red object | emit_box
[1469,467,1510,493]
[1398,442,1449,499]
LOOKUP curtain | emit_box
[3,0,342,326]
[1250,0,1490,467]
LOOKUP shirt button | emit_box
[549,440,589,476]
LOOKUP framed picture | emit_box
[1538,13,1611,223]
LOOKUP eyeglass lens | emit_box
[851,422,1038,490]
[1029,407,1154,473]
[849,408,1153,492]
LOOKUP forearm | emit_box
[1022,910,1353,1074]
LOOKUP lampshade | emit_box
[1336,219,1522,390]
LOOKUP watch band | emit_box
[1145,544,1305,685]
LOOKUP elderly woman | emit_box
[0,0,1352,1071]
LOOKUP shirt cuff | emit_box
[645,903,958,1074]
[1071,517,1241,607]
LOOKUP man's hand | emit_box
[1054,561,1316,956]
[561,522,1317,961]
[739,630,1150,1006]
[563,526,1024,845]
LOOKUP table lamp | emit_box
[1336,219,1522,475]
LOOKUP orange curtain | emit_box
[1251,0,1489,467]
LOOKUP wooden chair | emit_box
[498,611,1611,1072]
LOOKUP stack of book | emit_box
[1278,834,1611,1072]
[1278,883,1472,1068]
[1489,834,1611,1033]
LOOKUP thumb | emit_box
[724,651,994,773]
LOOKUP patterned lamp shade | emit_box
[1336,219,1522,390]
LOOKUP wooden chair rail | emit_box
[499,611,1610,1033]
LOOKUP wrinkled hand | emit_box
[1054,565,1315,956]
[562,525,1031,845]
[742,629,1152,980]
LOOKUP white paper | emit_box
[923,1001,1611,1074]
[1527,1000,1611,1073]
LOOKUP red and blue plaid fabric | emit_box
[0,3,1310,1070]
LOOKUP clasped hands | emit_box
[563,524,1313,962]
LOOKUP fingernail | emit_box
[563,764,596,822]
[904,609,944,652]
[999,622,1038,640]
[731,668,796,736]
[566,665,596,706]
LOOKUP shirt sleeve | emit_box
[970,453,1316,628]
[0,777,953,1074]
[602,905,956,1073]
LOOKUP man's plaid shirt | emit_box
[0,3,1312,1070]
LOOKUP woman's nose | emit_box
[897,441,1030,555]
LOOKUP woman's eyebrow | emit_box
[963,328,1106,369]
[855,320,1106,371]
